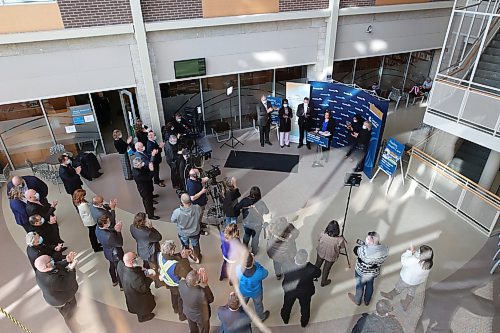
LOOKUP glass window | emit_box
[404,50,434,91]
[240,70,274,129]
[0,101,54,168]
[353,56,383,90]
[380,53,410,96]
[160,79,202,131]
[201,75,239,132]
[333,60,355,84]
[42,95,102,155]
[275,66,308,98]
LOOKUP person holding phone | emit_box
[278,99,293,148]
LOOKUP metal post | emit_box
[459,5,480,62]
[378,55,385,86]
[88,93,107,155]
[0,133,14,170]
[199,78,206,133]
[435,4,459,76]
[401,52,412,91]
[238,74,242,129]
[352,58,357,84]
[272,68,276,97]
[478,0,493,36]
[39,99,57,145]
[448,11,466,69]
[455,187,467,213]
[468,15,492,84]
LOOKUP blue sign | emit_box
[70,104,92,117]
[379,137,405,176]
[73,116,85,125]
[267,96,282,124]
[309,81,389,176]
[306,131,329,148]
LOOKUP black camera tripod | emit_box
[339,172,362,268]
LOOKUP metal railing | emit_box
[406,146,500,236]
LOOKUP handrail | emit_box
[435,76,500,98]
[409,146,500,209]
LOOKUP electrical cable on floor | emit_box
[0,307,33,333]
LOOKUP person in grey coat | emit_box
[95,216,124,288]
[266,217,299,280]
[130,212,162,269]
[90,195,117,227]
[171,193,203,263]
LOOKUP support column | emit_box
[129,0,162,135]
[478,150,500,190]
[323,0,340,80]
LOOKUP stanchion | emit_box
[339,172,362,269]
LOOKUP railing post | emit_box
[456,183,468,213]
[468,15,493,85]
[435,1,458,76]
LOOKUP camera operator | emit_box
[186,169,209,234]
[170,112,190,136]
[222,177,241,226]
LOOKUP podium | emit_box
[307,131,330,167]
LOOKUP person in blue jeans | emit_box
[348,231,388,306]
[236,253,270,322]
[222,177,240,227]
[171,193,203,263]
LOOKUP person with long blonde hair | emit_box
[219,223,241,281]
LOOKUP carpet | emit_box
[224,151,299,173]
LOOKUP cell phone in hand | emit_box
[356,239,365,246]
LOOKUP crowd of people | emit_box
[5,113,435,333]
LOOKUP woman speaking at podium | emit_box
[319,111,335,161]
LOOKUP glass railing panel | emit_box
[428,81,466,117]
[461,89,500,132]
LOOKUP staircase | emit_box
[447,140,490,183]
[474,30,500,90]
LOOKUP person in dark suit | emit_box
[117,252,157,323]
[146,130,166,187]
[26,231,65,270]
[278,99,293,148]
[7,175,48,204]
[28,215,64,248]
[170,112,191,136]
[90,195,117,227]
[132,157,160,220]
[58,154,83,197]
[25,189,63,245]
[256,95,273,147]
[319,111,336,162]
[8,185,31,232]
[280,249,321,328]
[135,119,149,146]
[345,121,372,172]
[95,216,124,288]
[296,97,313,149]
[179,269,214,333]
[218,292,253,333]
[34,253,79,326]
[130,212,162,269]
[164,134,183,189]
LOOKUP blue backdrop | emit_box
[309,81,389,176]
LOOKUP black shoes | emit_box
[265,141,272,146]
[298,143,303,148]
[261,310,270,322]
[307,144,311,150]
[354,167,363,172]
[261,143,264,147]
[93,247,103,253]
[138,313,155,323]
[153,194,159,198]
[149,216,160,220]
[152,200,159,204]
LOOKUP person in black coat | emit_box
[90,195,117,227]
[146,130,166,187]
[135,119,149,146]
[179,269,214,333]
[25,189,63,245]
[26,231,65,270]
[218,292,252,333]
[222,177,241,226]
[58,154,83,197]
[130,212,162,269]
[113,129,135,180]
[345,121,372,172]
[132,157,160,220]
[7,175,48,204]
[256,95,273,147]
[318,111,336,162]
[296,97,313,149]
[278,99,293,148]
[8,185,31,232]
[117,252,157,322]
[164,135,183,189]
[170,112,190,136]
[280,249,321,328]
[345,114,364,148]
[95,216,124,288]
[34,253,79,325]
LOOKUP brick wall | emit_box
[57,0,132,28]
[279,0,330,12]
[141,0,202,23]
[339,0,375,8]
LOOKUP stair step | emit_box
[473,76,500,89]
[475,69,500,80]
[480,54,500,64]
[490,40,500,48]
[484,47,500,57]
[477,61,500,71]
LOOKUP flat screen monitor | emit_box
[174,58,206,79]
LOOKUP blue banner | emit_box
[306,131,329,148]
[309,81,389,177]
[267,96,282,124]
[379,137,405,176]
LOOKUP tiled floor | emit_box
[0,103,498,333]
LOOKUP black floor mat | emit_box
[224,151,299,173]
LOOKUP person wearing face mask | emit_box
[130,212,162,270]
[146,130,166,187]
[186,168,209,227]
[90,195,118,228]
[296,97,313,149]
[256,95,274,147]
[345,114,364,148]
[319,111,336,162]
[25,189,63,245]
[164,134,183,189]
[58,154,83,199]
[345,121,372,172]
[278,98,293,148]
[170,112,190,136]
[95,216,124,288]
[113,129,135,180]
[26,231,65,270]
[34,253,79,326]
[132,157,160,220]
[74,190,102,252]
[7,175,49,205]
[28,214,65,248]
[381,244,434,311]
[117,252,157,322]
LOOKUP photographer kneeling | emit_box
[186,169,209,235]
[222,177,241,227]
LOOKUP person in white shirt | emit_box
[380,244,434,311]
[73,189,102,252]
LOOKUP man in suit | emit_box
[95,215,124,288]
[132,157,160,220]
[179,269,213,333]
[218,292,252,333]
[58,154,83,197]
[296,97,313,149]
[25,189,63,245]
[7,175,48,204]
[34,253,79,327]
[90,195,117,227]
[256,95,274,147]
[280,249,321,328]
[146,130,166,187]
[26,231,65,270]
[117,252,157,323]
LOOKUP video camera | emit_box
[205,165,221,184]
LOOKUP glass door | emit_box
[201,75,239,132]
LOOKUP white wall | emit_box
[335,9,452,60]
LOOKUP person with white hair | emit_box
[381,244,434,311]
[351,299,403,333]
[348,231,389,306]
[34,253,79,325]
[171,193,203,263]
[26,231,65,270]
[131,156,160,220]
[7,175,48,204]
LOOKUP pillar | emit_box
[478,150,500,190]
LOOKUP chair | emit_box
[0,164,11,187]
[49,144,65,155]
[388,87,408,110]
[25,159,49,178]
[406,92,427,108]
[44,169,63,193]
[211,121,231,143]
